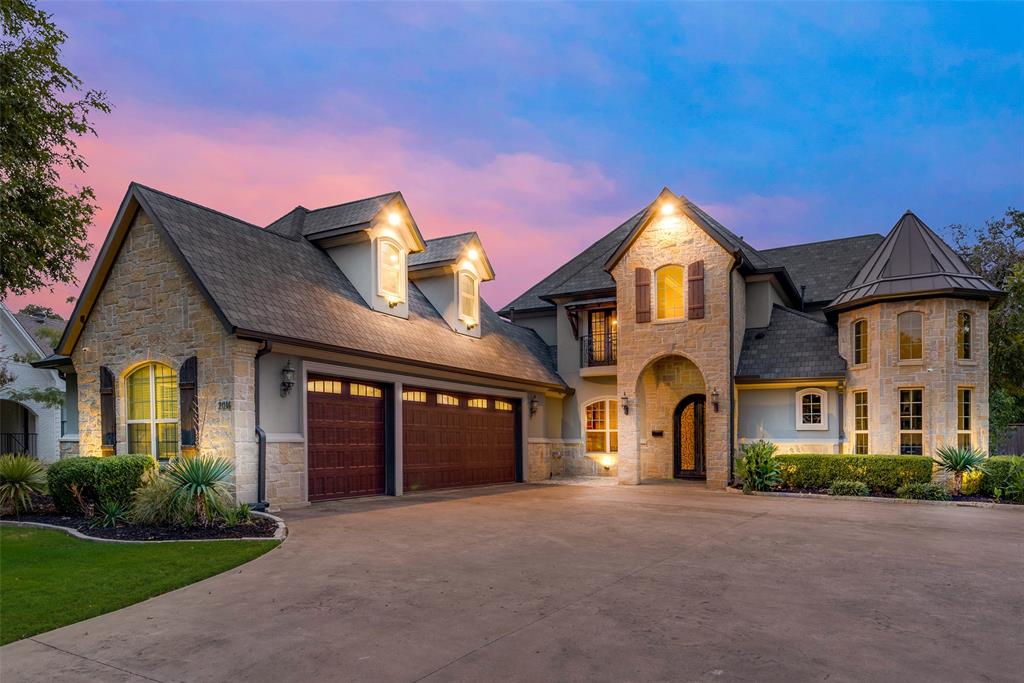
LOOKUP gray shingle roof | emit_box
[409,232,475,268]
[761,234,884,304]
[737,305,847,380]
[827,211,1002,312]
[13,313,64,353]
[301,192,399,236]
[132,185,562,389]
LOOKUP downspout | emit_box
[253,340,272,511]
[727,252,741,487]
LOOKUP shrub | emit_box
[129,475,191,526]
[934,445,987,495]
[0,454,48,514]
[94,454,156,506]
[776,454,932,494]
[738,440,781,493]
[47,457,100,515]
[827,480,869,497]
[980,456,1023,499]
[897,482,950,501]
[222,503,253,528]
[165,455,234,526]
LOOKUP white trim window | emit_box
[853,391,868,454]
[126,362,178,459]
[458,270,479,326]
[795,388,828,431]
[377,237,406,303]
[957,387,972,449]
[899,388,924,455]
[655,264,685,320]
[584,399,618,453]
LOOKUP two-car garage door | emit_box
[306,375,518,501]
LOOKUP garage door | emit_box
[402,388,517,492]
[307,376,386,501]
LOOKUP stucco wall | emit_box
[738,387,840,453]
[838,298,990,455]
[70,211,260,501]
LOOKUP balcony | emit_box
[580,332,617,376]
[1,433,37,457]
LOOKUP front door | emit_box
[673,394,706,479]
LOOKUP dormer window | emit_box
[378,238,405,304]
[458,270,479,327]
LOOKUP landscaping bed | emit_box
[768,486,1020,504]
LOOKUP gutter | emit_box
[253,340,272,511]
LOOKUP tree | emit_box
[0,0,110,296]
[17,303,63,321]
[949,208,1024,450]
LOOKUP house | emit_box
[1,303,66,461]
[36,183,1002,507]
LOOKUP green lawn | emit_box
[0,527,279,645]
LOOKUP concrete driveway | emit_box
[2,483,1022,682]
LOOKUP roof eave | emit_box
[824,287,1006,315]
[734,374,846,385]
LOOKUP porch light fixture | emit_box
[386,295,400,308]
[660,202,676,216]
[621,392,630,415]
[387,211,401,226]
[600,455,616,471]
[529,395,539,416]
[467,247,479,260]
[710,386,720,413]
[280,360,296,397]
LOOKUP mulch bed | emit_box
[1,495,279,541]
[775,487,1021,504]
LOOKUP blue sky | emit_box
[19,1,1024,314]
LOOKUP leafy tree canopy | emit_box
[1,0,110,296]
[16,303,62,321]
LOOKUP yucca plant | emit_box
[0,454,47,515]
[90,499,129,528]
[935,445,987,496]
[164,455,234,526]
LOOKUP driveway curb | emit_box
[725,486,1023,509]
[0,511,288,543]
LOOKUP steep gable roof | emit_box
[827,211,1003,312]
[409,232,495,281]
[736,305,847,381]
[54,183,564,390]
[761,234,884,304]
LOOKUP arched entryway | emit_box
[673,394,706,479]
[630,354,706,481]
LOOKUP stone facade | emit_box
[837,298,990,455]
[612,210,745,489]
[58,439,79,459]
[527,439,585,480]
[71,211,260,502]
[266,441,305,507]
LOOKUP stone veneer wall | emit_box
[266,441,305,506]
[612,210,745,489]
[71,211,260,502]
[58,440,79,459]
[636,356,705,479]
[527,439,585,480]
[837,298,990,455]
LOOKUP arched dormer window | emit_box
[957,311,972,360]
[655,265,685,320]
[126,362,178,459]
[852,319,868,365]
[897,311,923,361]
[458,270,479,328]
[795,388,828,431]
[377,237,406,304]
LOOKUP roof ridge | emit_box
[306,191,399,215]
[761,233,885,252]
[424,230,477,242]
[772,303,833,327]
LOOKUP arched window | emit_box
[795,388,828,431]
[584,399,618,453]
[126,363,178,459]
[377,238,405,303]
[852,319,868,365]
[458,270,479,326]
[957,311,972,360]
[897,311,923,361]
[655,265,685,320]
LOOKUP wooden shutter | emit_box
[99,366,116,453]
[688,260,705,319]
[179,356,198,448]
[635,267,651,323]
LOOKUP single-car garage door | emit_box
[307,376,386,501]
[402,388,517,492]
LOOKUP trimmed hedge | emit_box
[95,455,156,506]
[979,456,1019,496]
[776,454,933,494]
[47,457,100,515]
[47,455,157,514]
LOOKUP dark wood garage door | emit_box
[307,376,386,501]
[403,388,517,492]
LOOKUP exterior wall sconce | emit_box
[280,360,296,397]
[386,296,400,309]
[710,387,720,413]
[621,393,630,415]
[529,395,539,416]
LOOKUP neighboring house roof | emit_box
[51,183,564,390]
[13,313,64,354]
[736,305,847,381]
[761,234,884,305]
[827,211,1003,312]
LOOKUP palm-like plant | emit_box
[164,455,234,526]
[0,454,47,515]
[935,445,987,496]
[738,440,781,493]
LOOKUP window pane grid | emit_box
[853,320,867,365]
[957,387,971,448]
[585,399,618,453]
[801,394,822,424]
[853,391,868,454]
[957,312,972,360]
[899,388,923,455]
[126,363,179,460]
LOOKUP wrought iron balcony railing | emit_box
[1,432,37,457]
[580,332,617,368]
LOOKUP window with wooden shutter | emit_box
[635,267,651,323]
[688,260,705,319]
[179,356,197,448]
[100,366,116,454]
